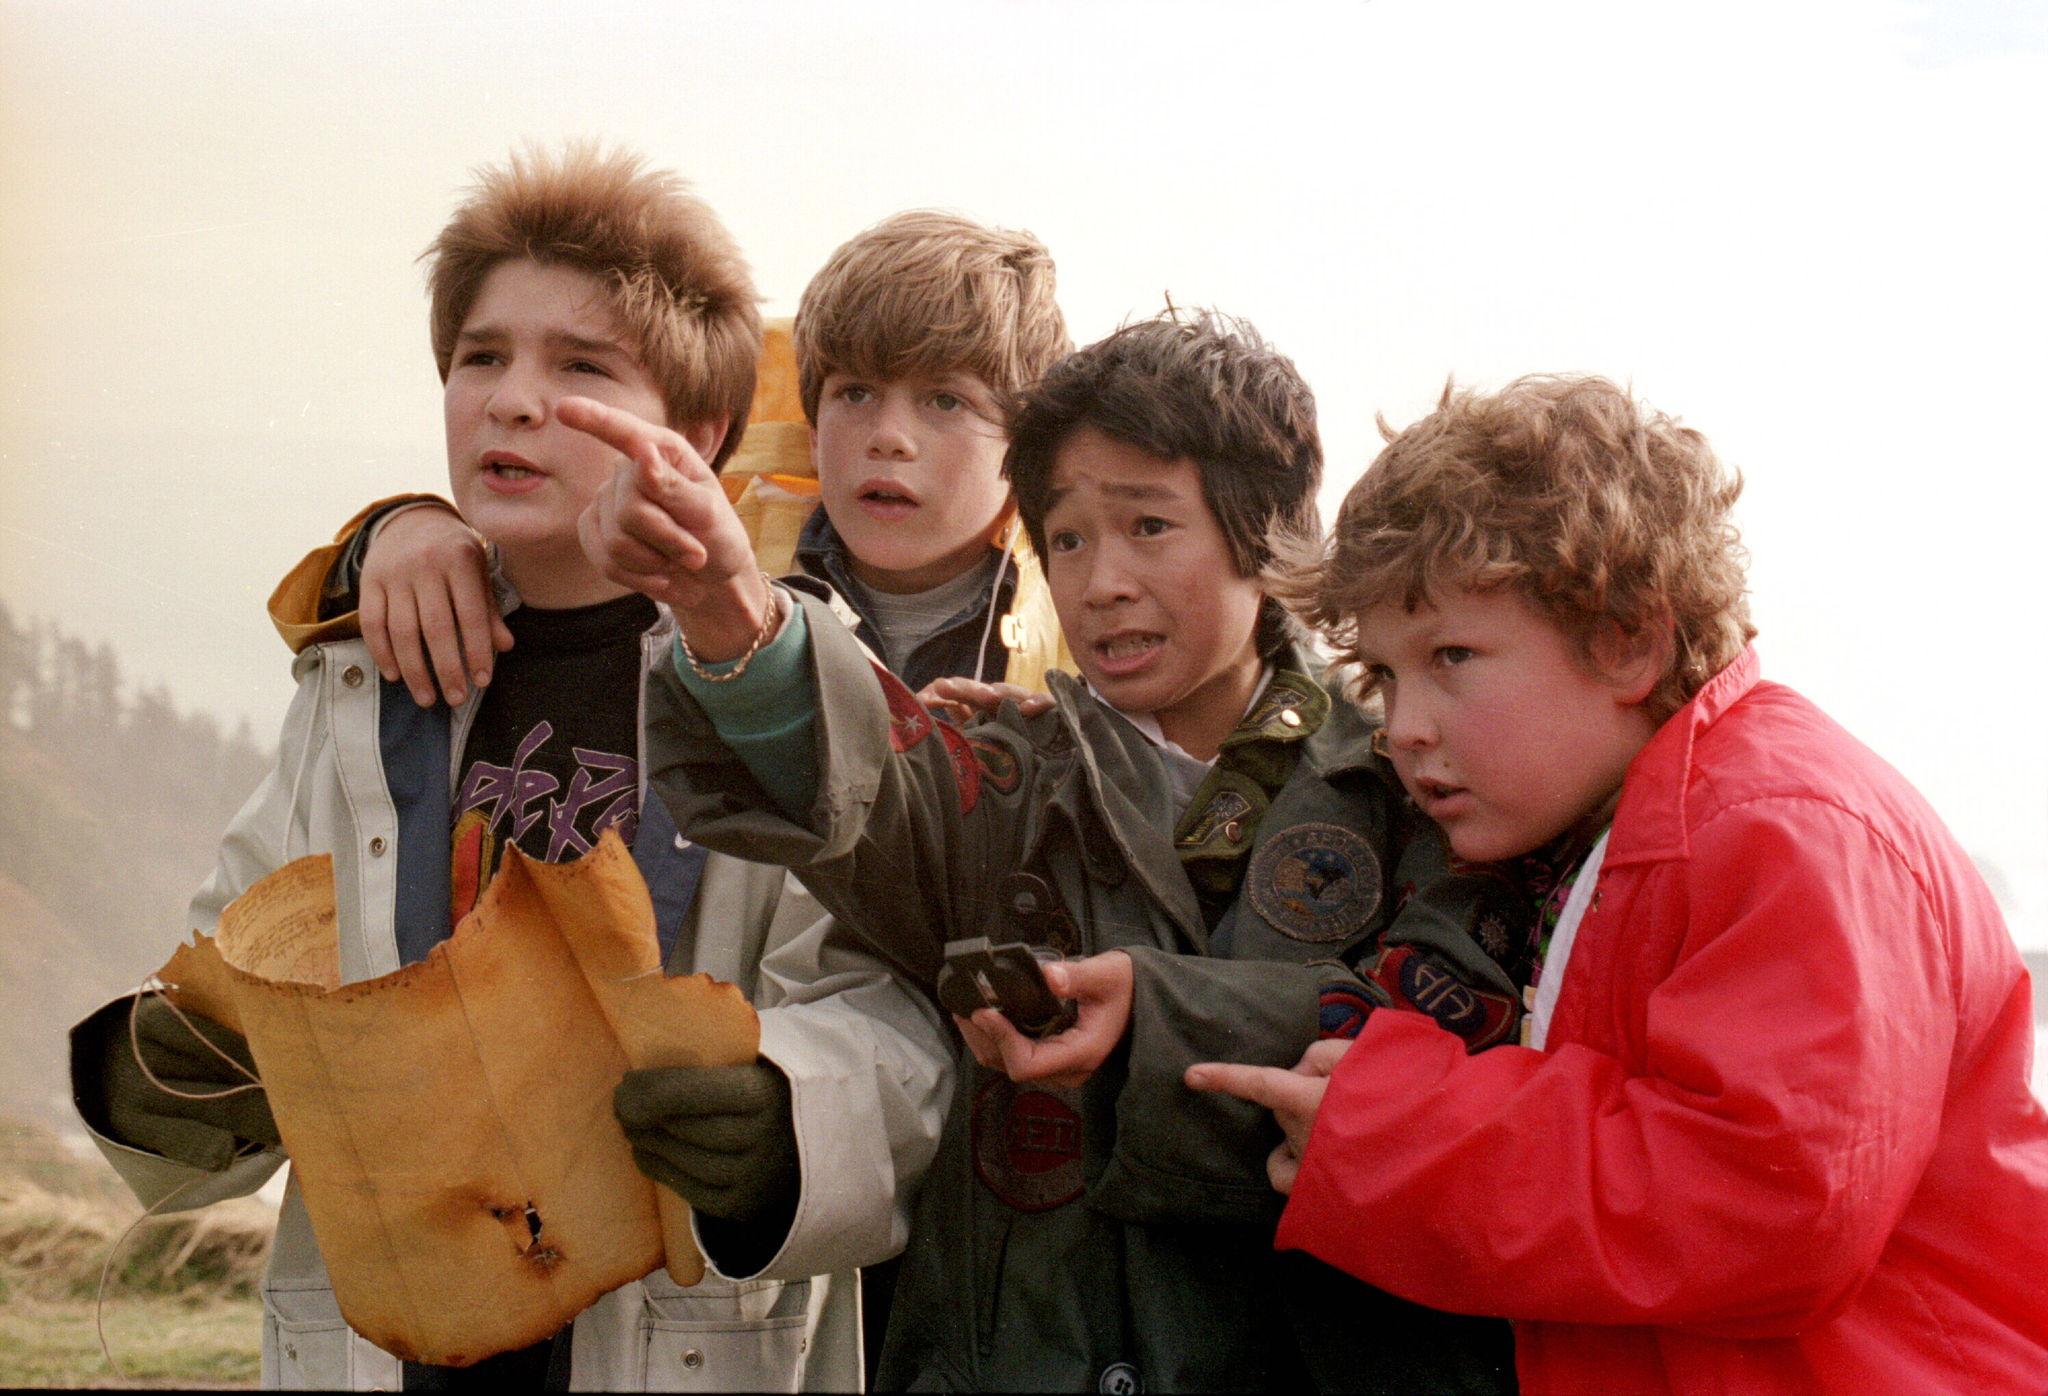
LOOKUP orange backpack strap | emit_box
[723,318,819,577]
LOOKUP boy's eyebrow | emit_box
[1099,481,1184,504]
[1043,479,1189,513]
[454,323,632,357]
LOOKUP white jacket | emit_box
[77,620,953,1391]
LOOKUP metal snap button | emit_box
[369,836,387,856]
[681,1348,704,1370]
[342,664,365,688]
[1098,1362,1141,1394]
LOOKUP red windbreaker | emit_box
[1279,649,2048,1392]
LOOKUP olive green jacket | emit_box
[646,589,1520,1393]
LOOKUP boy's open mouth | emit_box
[855,479,921,520]
[482,451,544,483]
[1092,631,1165,676]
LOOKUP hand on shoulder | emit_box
[361,504,511,708]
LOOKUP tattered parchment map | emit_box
[155,830,758,1367]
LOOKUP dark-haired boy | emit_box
[577,311,1530,1391]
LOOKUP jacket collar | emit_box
[794,504,857,598]
[793,506,1017,680]
[1040,669,1210,946]
[1603,646,1762,869]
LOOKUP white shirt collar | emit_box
[1085,665,1275,810]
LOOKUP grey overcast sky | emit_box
[2,0,2044,944]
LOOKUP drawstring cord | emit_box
[973,519,1022,682]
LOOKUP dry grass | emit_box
[0,1117,268,1388]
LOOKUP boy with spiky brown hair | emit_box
[1193,374,2048,1393]
[68,144,899,1392]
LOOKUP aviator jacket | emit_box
[1278,648,2048,1394]
[645,588,1528,1394]
[70,588,952,1392]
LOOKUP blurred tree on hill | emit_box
[0,595,274,1132]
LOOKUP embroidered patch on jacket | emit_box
[1317,982,1379,1040]
[1363,943,1519,1051]
[938,721,981,815]
[971,1076,1085,1213]
[1246,822,1382,943]
[1175,788,1258,856]
[873,660,933,753]
[966,735,1021,794]
[1240,672,1325,736]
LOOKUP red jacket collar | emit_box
[1602,646,1761,869]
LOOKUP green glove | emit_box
[96,995,280,1171]
[613,1061,799,1222]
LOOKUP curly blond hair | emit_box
[1275,375,1754,720]
[425,141,761,469]
[793,210,1069,423]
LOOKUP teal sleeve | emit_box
[671,598,819,819]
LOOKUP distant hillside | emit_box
[0,599,271,1138]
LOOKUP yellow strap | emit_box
[998,529,1073,694]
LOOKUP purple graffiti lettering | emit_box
[543,748,640,861]
[455,722,562,846]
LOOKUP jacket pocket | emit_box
[262,1283,354,1390]
[638,1271,812,1392]
[259,1282,402,1392]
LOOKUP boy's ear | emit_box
[1591,616,1674,706]
[682,416,730,467]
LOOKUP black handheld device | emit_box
[937,937,1080,1039]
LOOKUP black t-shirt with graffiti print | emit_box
[449,591,656,923]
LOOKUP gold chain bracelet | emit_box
[676,572,783,682]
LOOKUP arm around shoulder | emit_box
[268,494,457,652]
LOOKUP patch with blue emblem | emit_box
[1317,980,1381,1039]
[1361,943,1520,1051]
[1247,822,1381,943]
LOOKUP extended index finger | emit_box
[1183,1060,1309,1112]
[557,395,713,487]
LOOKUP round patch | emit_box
[1247,821,1382,943]
[971,1076,1085,1213]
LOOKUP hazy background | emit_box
[2,0,2044,1069]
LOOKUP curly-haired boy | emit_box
[1194,374,2048,1393]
